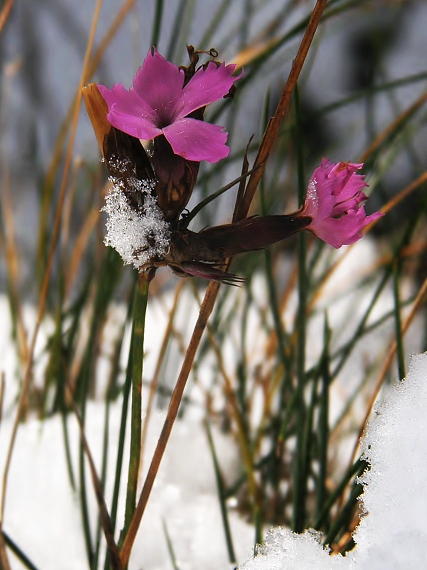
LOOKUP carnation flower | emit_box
[83,76,383,282]
[302,159,383,248]
[97,48,241,163]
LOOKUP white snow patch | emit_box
[102,172,170,270]
[238,353,427,569]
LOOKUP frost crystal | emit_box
[102,175,171,270]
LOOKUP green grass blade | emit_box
[316,315,331,526]
[121,273,150,546]
[292,85,308,533]
[151,0,164,48]
[205,420,237,566]
[2,531,40,570]
[162,519,181,570]
[393,260,406,380]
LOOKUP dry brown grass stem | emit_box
[0,374,10,570]
[38,0,136,260]
[118,3,328,564]
[120,279,222,568]
[0,0,13,35]
[203,312,260,508]
[213,349,256,474]
[140,280,184,472]
[236,0,328,220]
[65,205,103,299]
[381,170,427,217]
[359,91,427,164]
[331,275,427,543]
[0,529,11,570]
[0,164,29,375]
[0,0,104,524]
[0,65,30,382]
[349,274,427,471]
[69,396,122,570]
[87,0,136,79]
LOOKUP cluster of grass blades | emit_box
[1,0,427,568]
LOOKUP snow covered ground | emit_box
[1,238,426,569]
[3,341,427,569]
[240,354,427,569]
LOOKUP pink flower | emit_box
[97,48,241,163]
[302,159,383,248]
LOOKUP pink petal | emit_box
[174,61,242,120]
[98,84,155,120]
[103,107,162,140]
[310,213,364,248]
[132,48,185,125]
[163,118,229,163]
[303,159,383,248]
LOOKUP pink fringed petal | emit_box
[97,48,241,163]
[175,62,242,119]
[132,49,185,119]
[98,84,156,122]
[103,108,162,140]
[303,159,383,248]
[163,118,229,163]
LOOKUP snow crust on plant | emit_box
[238,353,427,569]
[102,172,170,270]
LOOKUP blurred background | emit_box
[1,0,427,292]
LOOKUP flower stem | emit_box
[119,280,221,568]
[122,271,150,541]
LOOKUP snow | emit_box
[1,238,427,568]
[238,353,427,569]
[0,293,254,570]
[0,402,254,570]
[102,161,171,270]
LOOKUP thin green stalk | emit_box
[236,287,250,436]
[166,0,196,64]
[313,71,427,120]
[392,260,406,380]
[323,464,366,547]
[276,388,298,448]
[122,272,150,542]
[315,458,366,530]
[166,0,188,61]
[259,92,291,376]
[182,167,256,228]
[293,85,308,533]
[293,246,308,534]
[94,397,112,569]
[198,0,233,49]
[162,520,181,570]
[61,412,76,491]
[151,0,164,48]
[104,303,134,570]
[76,251,123,568]
[2,531,39,570]
[205,421,237,566]
[316,316,331,524]
[80,411,95,567]
[119,280,223,568]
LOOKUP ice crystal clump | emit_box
[102,175,171,270]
